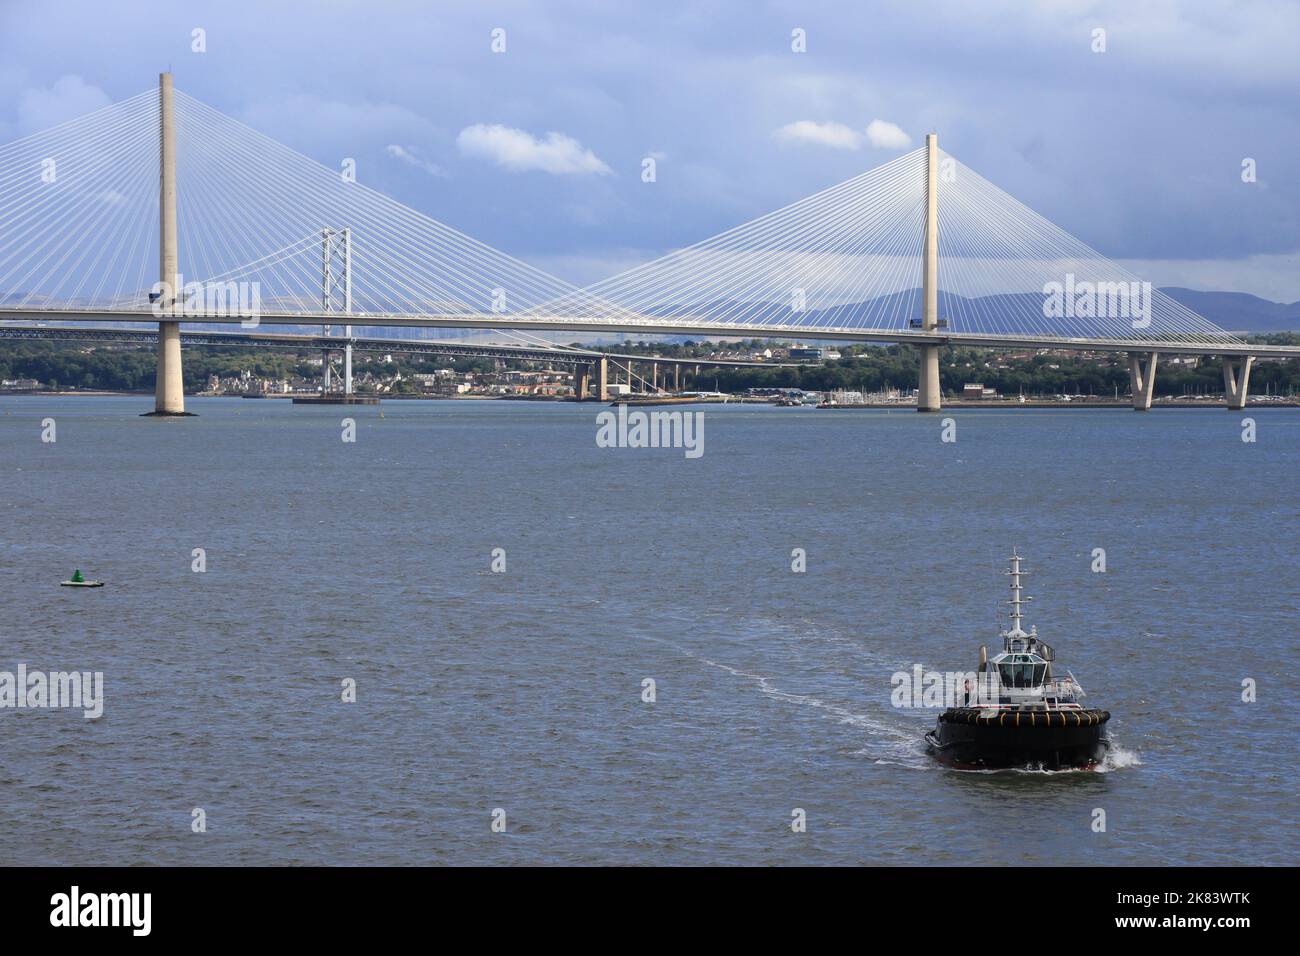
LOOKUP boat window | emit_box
[998,659,1047,688]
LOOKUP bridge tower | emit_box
[917,133,942,412]
[147,72,188,416]
[321,228,353,395]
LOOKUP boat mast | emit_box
[1004,549,1031,639]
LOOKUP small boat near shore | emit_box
[608,392,733,407]
[924,551,1110,769]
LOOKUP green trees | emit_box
[2,338,1297,398]
[654,342,1300,398]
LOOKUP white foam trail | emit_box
[697,655,873,726]
[638,623,939,770]
[1098,742,1142,772]
[691,653,927,764]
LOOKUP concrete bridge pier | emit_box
[1128,351,1159,410]
[146,72,190,416]
[917,346,941,412]
[574,365,591,400]
[1222,356,1254,410]
[154,322,184,412]
[596,356,609,401]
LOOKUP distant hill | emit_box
[1159,288,1300,334]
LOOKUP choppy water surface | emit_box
[1,396,1296,865]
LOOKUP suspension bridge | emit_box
[1,74,1295,413]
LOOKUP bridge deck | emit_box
[0,310,1297,358]
[0,323,794,368]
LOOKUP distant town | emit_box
[2,334,1298,405]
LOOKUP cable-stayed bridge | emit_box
[1,74,1294,414]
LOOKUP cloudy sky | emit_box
[2,0,1297,299]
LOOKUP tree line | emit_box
[1,336,1297,398]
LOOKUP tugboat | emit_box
[925,551,1110,769]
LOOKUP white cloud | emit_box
[17,75,110,133]
[456,124,612,175]
[773,119,913,151]
[385,144,445,176]
[772,120,862,150]
[865,119,912,150]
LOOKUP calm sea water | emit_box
[1,395,1296,866]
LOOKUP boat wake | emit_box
[687,650,930,768]
[1097,742,1142,773]
[695,655,873,727]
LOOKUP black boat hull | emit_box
[926,708,1110,769]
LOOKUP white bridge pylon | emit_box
[0,79,1281,412]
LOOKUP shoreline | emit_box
[2,390,1296,409]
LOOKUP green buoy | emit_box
[61,569,104,588]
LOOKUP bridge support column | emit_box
[1128,351,1158,410]
[652,361,659,392]
[916,132,941,412]
[596,356,609,401]
[154,321,185,413]
[674,364,680,392]
[917,346,941,412]
[1222,356,1254,410]
[146,72,190,416]
[574,365,591,400]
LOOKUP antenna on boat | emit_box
[1004,549,1032,639]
